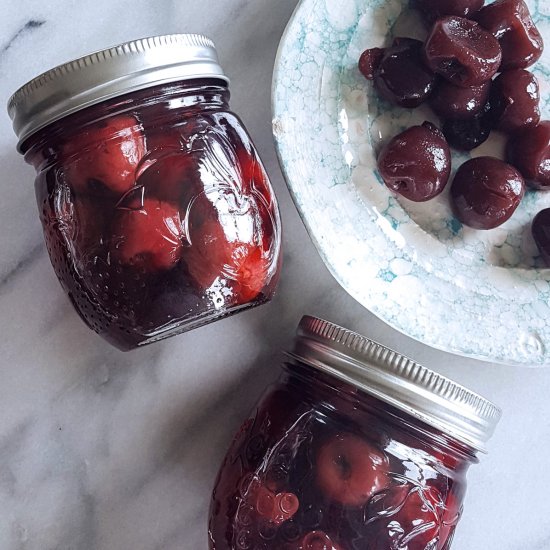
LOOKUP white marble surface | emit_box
[1,1,550,549]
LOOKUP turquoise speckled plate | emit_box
[273,0,550,366]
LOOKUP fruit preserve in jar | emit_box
[7,35,281,350]
[209,317,501,549]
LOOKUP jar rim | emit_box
[7,33,229,150]
[289,316,502,453]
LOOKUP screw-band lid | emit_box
[290,316,502,453]
[8,33,228,149]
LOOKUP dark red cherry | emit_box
[430,80,491,119]
[532,209,550,266]
[373,38,436,108]
[135,265,205,331]
[136,150,198,203]
[288,530,343,550]
[110,198,184,272]
[491,69,541,133]
[451,156,525,229]
[507,121,550,189]
[359,48,385,80]
[476,0,544,70]
[412,0,485,20]
[378,122,452,202]
[424,16,502,87]
[315,433,389,507]
[442,100,494,150]
[63,115,145,197]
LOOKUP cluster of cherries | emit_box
[40,96,277,346]
[359,0,550,261]
[209,373,465,550]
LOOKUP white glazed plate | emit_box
[273,0,550,366]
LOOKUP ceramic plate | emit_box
[273,0,550,366]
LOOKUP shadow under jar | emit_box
[7,35,282,350]
[209,317,501,550]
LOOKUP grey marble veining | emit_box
[1,1,549,549]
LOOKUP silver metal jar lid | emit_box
[290,316,501,453]
[7,34,228,149]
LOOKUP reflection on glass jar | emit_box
[8,35,281,350]
[209,317,501,550]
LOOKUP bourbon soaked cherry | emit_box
[491,69,541,133]
[451,156,525,229]
[476,0,544,70]
[377,122,451,202]
[442,99,493,150]
[135,148,198,203]
[111,198,185,272]
[292,531,342,550]
[358,48,385,81]
[369,38,436,108]
[315,434,389,507]
[63,114,146,196]
[430,80,490,119]
[424,16,502,87]
[507,120,550,189]
[185,191,273,304]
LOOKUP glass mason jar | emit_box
[7,35,281,350]
[209,317,501,550]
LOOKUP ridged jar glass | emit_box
[209,317,501,550]
[8,35,282,350]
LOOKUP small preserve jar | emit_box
[7,35,281,350]
[209,317,501,550]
